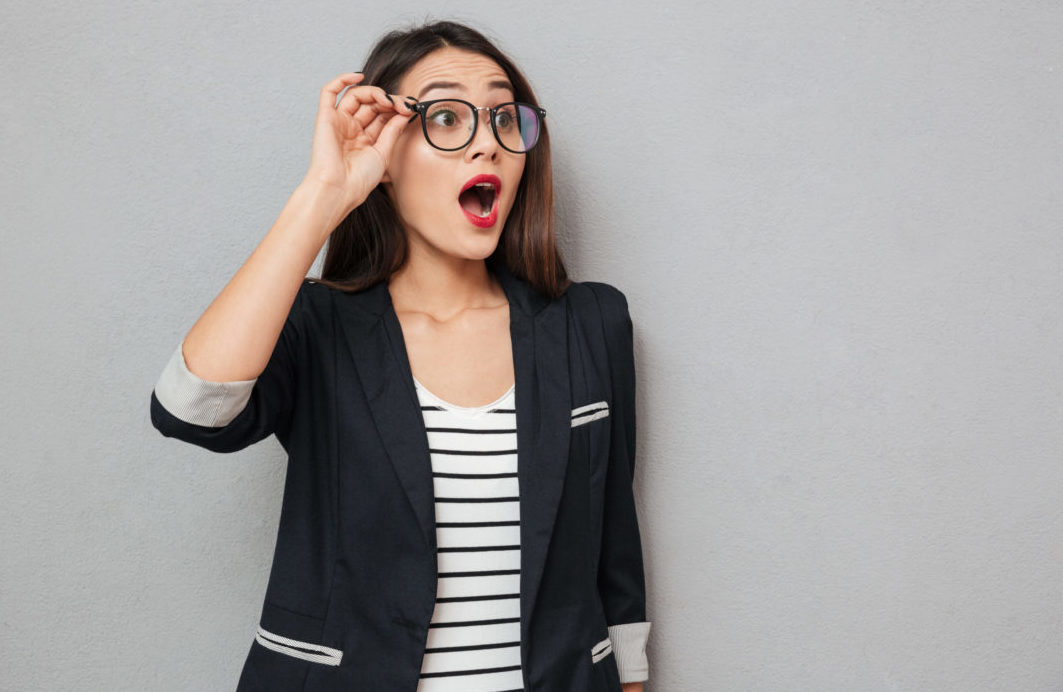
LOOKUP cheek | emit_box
[390,141,447,209]
[506,161,527,206]
[403,170,459,223]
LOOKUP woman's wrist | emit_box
[293,177,357,240]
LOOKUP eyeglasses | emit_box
[402,97,547,154]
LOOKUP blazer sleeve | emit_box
[590,281,652,683]
[149,280,311,453]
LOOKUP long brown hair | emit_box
[311,19,570,300]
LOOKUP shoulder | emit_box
[298,277,333,302]
[567,280,636,382]
[565,279,632,327]
[285,278,341,333]
[290,278,333,314]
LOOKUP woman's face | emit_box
[382,47,527,263]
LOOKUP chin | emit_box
[465,237,503,260]
[454,226,503,254]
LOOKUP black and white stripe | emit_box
[414,378,525,692]
[571,400,609,427]
[591,635,613,664]
[254,625,343,666]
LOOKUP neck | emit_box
[386,251,505,321]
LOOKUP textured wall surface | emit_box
[3,1,1063,690]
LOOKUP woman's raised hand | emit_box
[304,72,415,213]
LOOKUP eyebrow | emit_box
[415,79,514,100]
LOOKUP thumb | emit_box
[373,111,412,159]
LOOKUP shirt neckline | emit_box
[412,375,515,415]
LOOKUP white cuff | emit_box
[607,621,651,683]
[153,342,257,427]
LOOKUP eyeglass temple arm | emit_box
[378,92,421,121]
[402,96,421,122]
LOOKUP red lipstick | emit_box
[458,174,501,228]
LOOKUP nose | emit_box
[464,107,499,161]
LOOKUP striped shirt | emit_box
[413,375,525,692]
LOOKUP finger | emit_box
[337,86,412,118]
[362,110,394,141]
[351,101,386,130]
[335,84,394,116]
[320,73,364,111]
[347,93,409,131]
[373,107,413,154]
[383,92,416,116]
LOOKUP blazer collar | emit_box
[333,258,570,639]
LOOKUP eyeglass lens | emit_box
[423,101,542,152]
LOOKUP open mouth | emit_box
[458,182,497,218]
[457,174,501,227]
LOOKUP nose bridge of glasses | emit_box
[468,105,500,147]
[469,105,494,129]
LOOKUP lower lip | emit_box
[460,194,499,228]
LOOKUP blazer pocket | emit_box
[591,635,613,664]
[572,400,609,427]
[254,625,343,666]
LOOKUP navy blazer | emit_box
[149,257,651,691]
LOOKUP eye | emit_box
[428,108,459,127]
[494,106,516,129]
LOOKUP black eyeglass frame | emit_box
[400,97,548,154]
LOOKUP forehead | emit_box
[399,47,513,99]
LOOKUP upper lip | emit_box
[460,174,501,197]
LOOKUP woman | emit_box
[150,20,650,692]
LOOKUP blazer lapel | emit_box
[492,261,573,649]
[332,259,571,643]
[335,280,437,552]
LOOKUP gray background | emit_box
[3,1,1062,690]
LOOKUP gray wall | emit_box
[3,1,1062,690]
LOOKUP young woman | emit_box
[150,20,650,692]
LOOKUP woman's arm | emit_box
[592,282,652,684]
[179,179,346,384]
[150,181,348,448]
[153,74,414,438]
[178,72,412,385]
